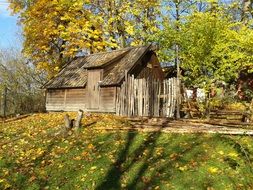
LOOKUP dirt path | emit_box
[93,119,253,135]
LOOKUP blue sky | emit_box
[0,1,21,49]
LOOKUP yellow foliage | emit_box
[208,167,219,174]
[224,102,246,111]
[87,143,95,150]
[8,0,160,77]
[178,165,188,171]
[228,152,239,158]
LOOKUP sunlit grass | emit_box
[0,113,253,189]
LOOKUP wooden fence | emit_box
[116,75,180,117]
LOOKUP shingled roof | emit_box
[43,45,151,89]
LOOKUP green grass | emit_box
[0,113,253,190]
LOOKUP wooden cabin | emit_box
[43,45,164,112]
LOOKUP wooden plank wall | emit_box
[99,87,116,112]
[65,89,86,111]
[46,87,117,112]
[136,66,155,79]
[116,75,180,117]
[46,89,86,111]
[46,89,65,111]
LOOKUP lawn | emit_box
[0,113,253,190]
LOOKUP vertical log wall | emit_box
[116,75,180,117]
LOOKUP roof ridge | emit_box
[81,45,150,57]
[42,45,152,89]
[82,48,131,69]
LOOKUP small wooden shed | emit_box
[43,45,164,112]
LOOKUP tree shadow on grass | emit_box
[95,131,137,190]
[95,130,210,190]
[125,132,162,190]
[95,129,167,190]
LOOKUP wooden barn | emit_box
[43,45,165,113]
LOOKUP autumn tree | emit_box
[8,0,161,76]
[241,0,253,22]
[89,0,161,47]
[9,0,253,89]
[0,47,46,115]
[9,0,117,76]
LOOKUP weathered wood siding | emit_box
[46,88,86,111]
[129,52,164,81]
[65,89,86,111]
[99,87,116,112]
[46,87,116,112]
[46,89,65,111]
[136,66,154,79]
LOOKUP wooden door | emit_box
[87,70,102,109]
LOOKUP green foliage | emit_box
[156,10,253,89]
[7,0,253,93]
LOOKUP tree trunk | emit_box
[205,93,211,119]
[175,1,181,119]
[242,0,252,23]
[182,84,193,118]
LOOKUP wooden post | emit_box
[171,78,176,118]
[176,45,180,119]
[64,114,72,129]
[74,109,84,130]
[125,71,128,116]
[158,80,161,116]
